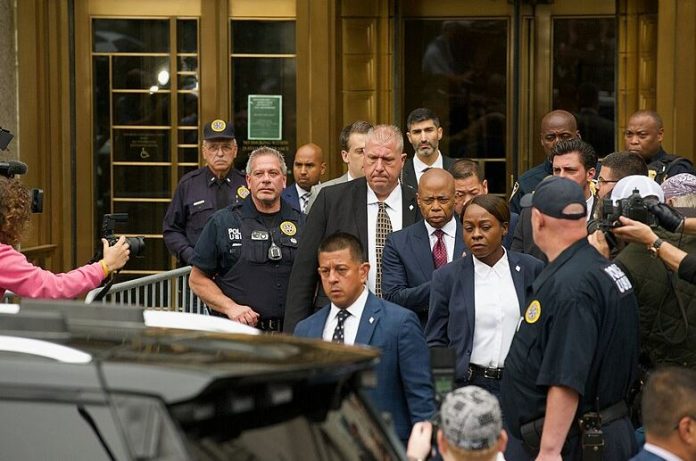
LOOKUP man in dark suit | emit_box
[402,108,456,190]
[450,158,518,249]
[294,232,436,444]
[281,143,325,213]
[630,367,696,461]
[284,125,421,333]
[382,169,465,325]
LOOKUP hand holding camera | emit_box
[648,202,684,233]
[101,236,130,274]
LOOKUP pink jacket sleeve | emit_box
[0,243,105,299]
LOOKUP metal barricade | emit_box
[85,266,208,314]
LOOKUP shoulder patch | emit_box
[602,263,633,294]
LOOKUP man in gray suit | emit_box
[306,120,372,212]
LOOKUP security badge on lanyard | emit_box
[251,230,282,261]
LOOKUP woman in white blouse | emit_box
[425,194,544,396]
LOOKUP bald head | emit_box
[417,169,456,228]
[293,143,326,190]
[540,110,580,155]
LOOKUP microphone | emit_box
[0,160,28,177]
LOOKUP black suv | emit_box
[0,300,405,460]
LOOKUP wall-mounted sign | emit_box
[248,95,282,140]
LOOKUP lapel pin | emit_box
[515,265,521,272]
[369,317,374,324]
[409,204,414,210]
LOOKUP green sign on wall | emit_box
[248,95,283,141]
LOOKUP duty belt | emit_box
[258,318,283,332]
[520,400,629,451]
[468,364,504,380]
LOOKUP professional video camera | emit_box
[0,126,44,213]
[102,213,145,258]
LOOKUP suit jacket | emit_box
[381,219,466,324]
[401,153,456,190]
[306,172,350,212]
[510,207,546,262]
[425,250,544,383]
[294,292,436,441]
[281,184,302,212]
[503,211,519,250]
[629,448,668,461]
[284,177,421,333]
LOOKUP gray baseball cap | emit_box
[441,386,503,451]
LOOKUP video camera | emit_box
[0,126,44,213]
[102,213,145,258]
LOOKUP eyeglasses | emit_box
[594,177,619,185]
[205,143,235,154]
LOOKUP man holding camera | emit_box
[604,175,696,371]
[189,147,304,332]
[501,176,640,461]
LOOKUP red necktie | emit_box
[432,229,447,269]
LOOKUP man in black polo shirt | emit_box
[189,146,304,332]
[501,176,640,460]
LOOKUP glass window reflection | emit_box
[552,18,616,156]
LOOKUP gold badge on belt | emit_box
[280,221,297,236]
[524,300,541,324]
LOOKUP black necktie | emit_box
[215,179,230,210]
[332,310,351,343]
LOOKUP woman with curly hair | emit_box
[0,176,129,299]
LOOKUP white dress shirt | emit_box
[643,443,683,461]
[469,250,520,368]
[586,194,595,221]
[424,217,458,263]
[412,150,444,184]
[367,185,403,292]
[322,287,368,345]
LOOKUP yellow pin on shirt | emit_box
[524,300,541,324]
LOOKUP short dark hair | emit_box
[600,151,648,179]
[642,366,696,438]
[550,138,597,172]
[462,194,510,225]
[318,232,365,263]
[339,120,372,153]
[450,159,484,181]
[406,107,440,130]
[629,110,664,130]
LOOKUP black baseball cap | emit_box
[520,176,586,220]
[203,119,235,140]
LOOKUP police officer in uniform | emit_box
[501,176,640,461]
[163,119,248,265]
[189,146,303,332]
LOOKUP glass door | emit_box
[401,0,617,196]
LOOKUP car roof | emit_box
[0,300,379,403]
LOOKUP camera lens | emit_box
[126,237,145,257]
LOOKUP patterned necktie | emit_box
[301,191,311,213]
[332,309,351,343]
[215,179,230,210]
[432,228,447,269]
[375,202,393,297]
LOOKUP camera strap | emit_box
[92,271,119,302]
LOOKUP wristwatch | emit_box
[647,238,664,258]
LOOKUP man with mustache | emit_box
[402,108,456,190]
[284,124,421,333]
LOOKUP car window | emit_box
[0,400,129,460]
[180,388,400,460]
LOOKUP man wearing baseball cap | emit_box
[501,176,640,460]
[164,119,248,266]
[406,386,507,461]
